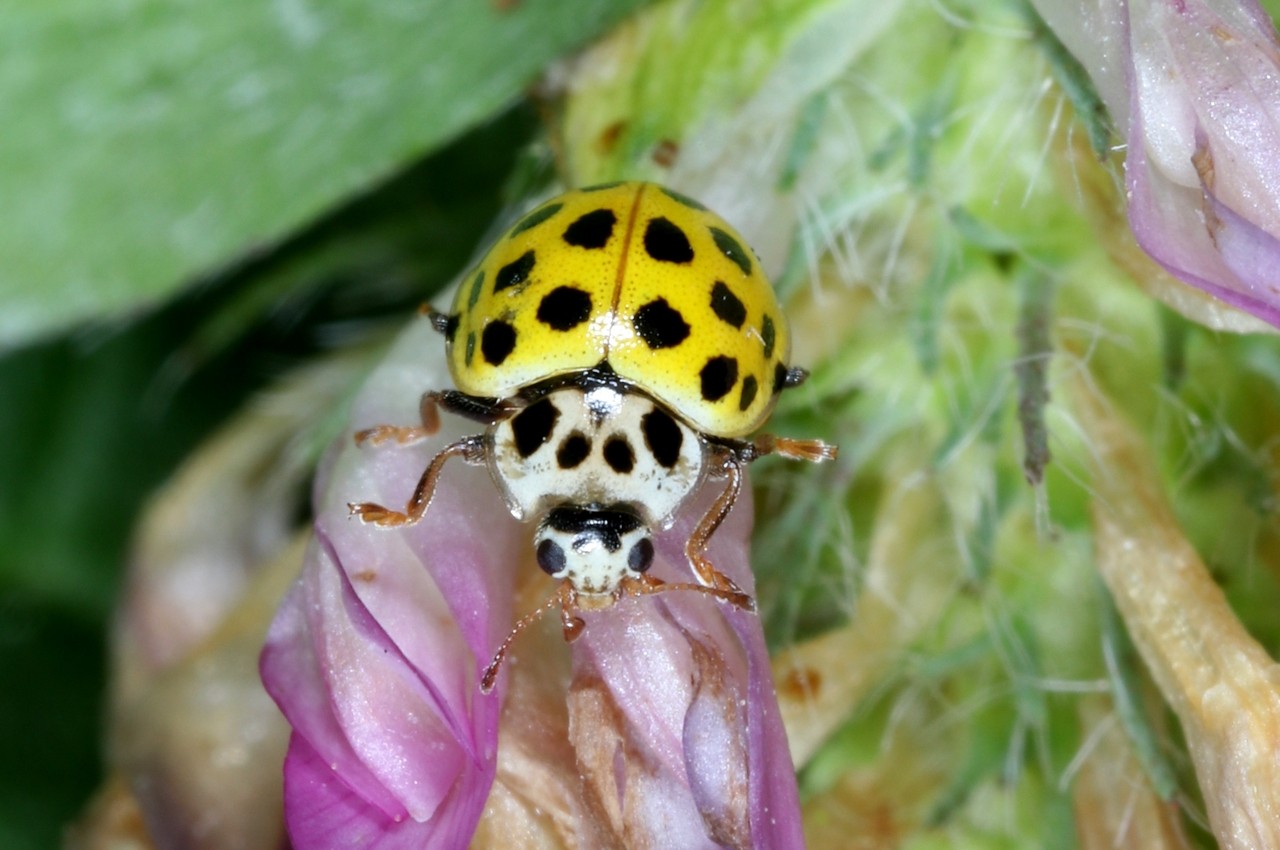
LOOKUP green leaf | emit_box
[0,0,648,348]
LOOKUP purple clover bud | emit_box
[564,488,803,848]
[1033,0,1280,325]
[259,318,805,848]
[259,321,522,846]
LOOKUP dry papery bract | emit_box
[69,352,374,850]
[1073,369,1280,850]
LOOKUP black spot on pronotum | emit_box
[643,217,694,264]
[562,209,617,249]
[556,433,591,469]
[710,227,752,276]
[761,315,776,359]
[443,313,459,341]
[537,539,567,576]
[545,506,642,552]
[641,408,683,468]
[633,298,691,349]
[510,203,563,237]
[700,356,739,402]
[710,281,746,329]
[659,187,707,210]
[510,398,559,458]
[536,286,593,331]
[628,538,655,573]
[738,375,758,411]
[603,437,636,474]
[494,250,536,292]
[481,321,517,366]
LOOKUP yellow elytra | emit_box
[445,182,793,438]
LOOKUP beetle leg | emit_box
[420,305,453,335]
[434,390,522,426]
[684,450,756,612]
[748,432,838,463]
[619,573,753,610]
[355,391,519,449]
[348,434,487,527]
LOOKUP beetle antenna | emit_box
[480,586,568,694]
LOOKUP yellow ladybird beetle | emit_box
[349,182,837,691]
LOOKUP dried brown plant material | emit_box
[800,692,951,849]
[66,775,154,850]
[112,538,298,850]
[1073,374,1280,849]
[1071,696,1192,850]
[773,461,962,765]
[471,572,611,850]
[72,353,363,848]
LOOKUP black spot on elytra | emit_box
[641,409,683,468]
[659,187,707,210]
[556,433,591,469]
[467,270,485,308]
[710,227,752,276]
[494,251,536,293]
[761,315,776,359]
[481,321,516,366]
[739,375,758,411]
[633,298,690,349]
[773,362,788,394]
[536,286,592,331]
[562,209,617,249]
[511,398,559,458]
[603,436,636,474]
[700,356,739,402]
[510,202,563,237]
[710,281,746,329]
[643,217,694,264]
[465,332,476,367]
[443,313,459,341]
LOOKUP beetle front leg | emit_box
[348,435,488,527]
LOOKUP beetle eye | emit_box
[627,538,654,573]
[537,539,566,576]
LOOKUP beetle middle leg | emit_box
[348,435,488,527]
[355,391,519,447]
[684,434,837,609]
[684,450,756,611]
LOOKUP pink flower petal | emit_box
[568,485,805,848]
[262,314,805,848]
[1125,0,1280,323]
[1033,0,1280,326]
[260,321,523,846]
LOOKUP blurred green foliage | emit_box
[0,1,646,845]
[0,0,646,348]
